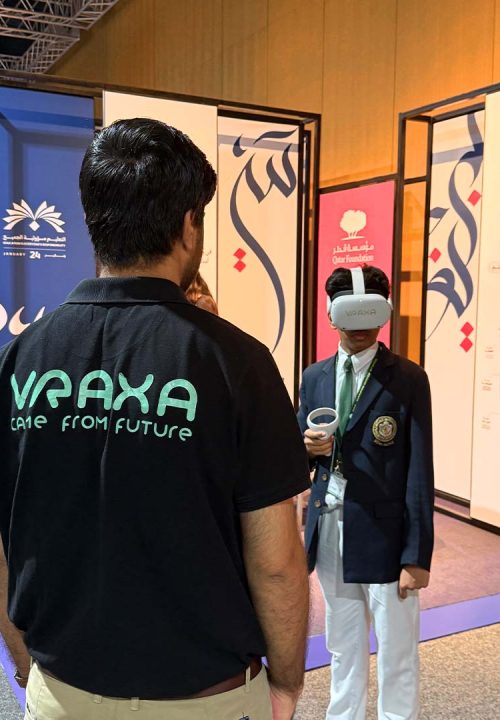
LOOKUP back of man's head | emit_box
[325,265,390,300]
[80,118,217,269]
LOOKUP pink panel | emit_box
[316,180,395,361]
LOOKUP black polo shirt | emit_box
[0,277,310,698]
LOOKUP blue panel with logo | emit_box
[0,87,95,347]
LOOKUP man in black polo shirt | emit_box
[0,118,310,720]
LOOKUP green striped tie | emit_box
[336,355,353,440]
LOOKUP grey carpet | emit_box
[295,624,500,719]
[0,668,22,720]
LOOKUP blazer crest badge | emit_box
[372,415,397,445]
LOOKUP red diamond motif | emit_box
[234,260,246,272]
[461,322,474,337]
[468,190,481,206]
[460,338,473,353]
[234,248,246,260]
[429,248,441,263]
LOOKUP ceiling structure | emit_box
[0,1,120,73]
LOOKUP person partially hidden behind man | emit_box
[297,265,434,720]
[0,118,310,720]
[185,271,219,314]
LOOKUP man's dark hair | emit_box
[325,266,390,300]
[79,118,217,268]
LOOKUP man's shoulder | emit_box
[188,307,271,359]
[3,303,271,371]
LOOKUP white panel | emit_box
[217,117,300,399]
[102,91,218,296]
[425,112,484,500]
[471,91,500,528]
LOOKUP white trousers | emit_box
[316,508,420,720]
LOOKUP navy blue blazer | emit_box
[297,343,434,583]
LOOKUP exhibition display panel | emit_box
[396,84,500,530]
[217,115,302,398]
[0,71,320,404]
[315,177,396,361]
[425,111,485,502]
[0,86,95,347]
[470,90,500,528]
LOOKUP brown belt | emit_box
[37,657,262,700]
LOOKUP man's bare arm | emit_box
[241,499,309,718]
[0,537,30,684]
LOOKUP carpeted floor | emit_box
[0,667,22,720]
[295,624,500,719]
[1,510,499,719]
[309,511,500,635]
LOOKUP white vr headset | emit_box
[326,267,392,331]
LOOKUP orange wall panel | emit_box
[268,0,324,114]
[104,0,156,88]
[321,0,397,186]
[154,1,222,98]
[222,0,269,104]
[51,0,500,186]
[491,0,500,80]
[54,0,156,88]
[395,0,495,115]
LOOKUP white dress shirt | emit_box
[335,341,379,405]
[326,341,379,507]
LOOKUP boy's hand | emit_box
[399,566,430,599]
[303,429,334,457]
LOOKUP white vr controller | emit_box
[326,266,392,331]
[306,407,339,438]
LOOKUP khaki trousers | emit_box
[25,661,272,720]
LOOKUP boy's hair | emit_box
[325,266,390,300]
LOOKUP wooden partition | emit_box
[52,0,500,188]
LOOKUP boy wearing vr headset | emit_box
[297,266,434,720]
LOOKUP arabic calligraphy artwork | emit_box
[217,116,301,399]
[425,112,484,344]
[424,110,485,501]
[316,180,395,361]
